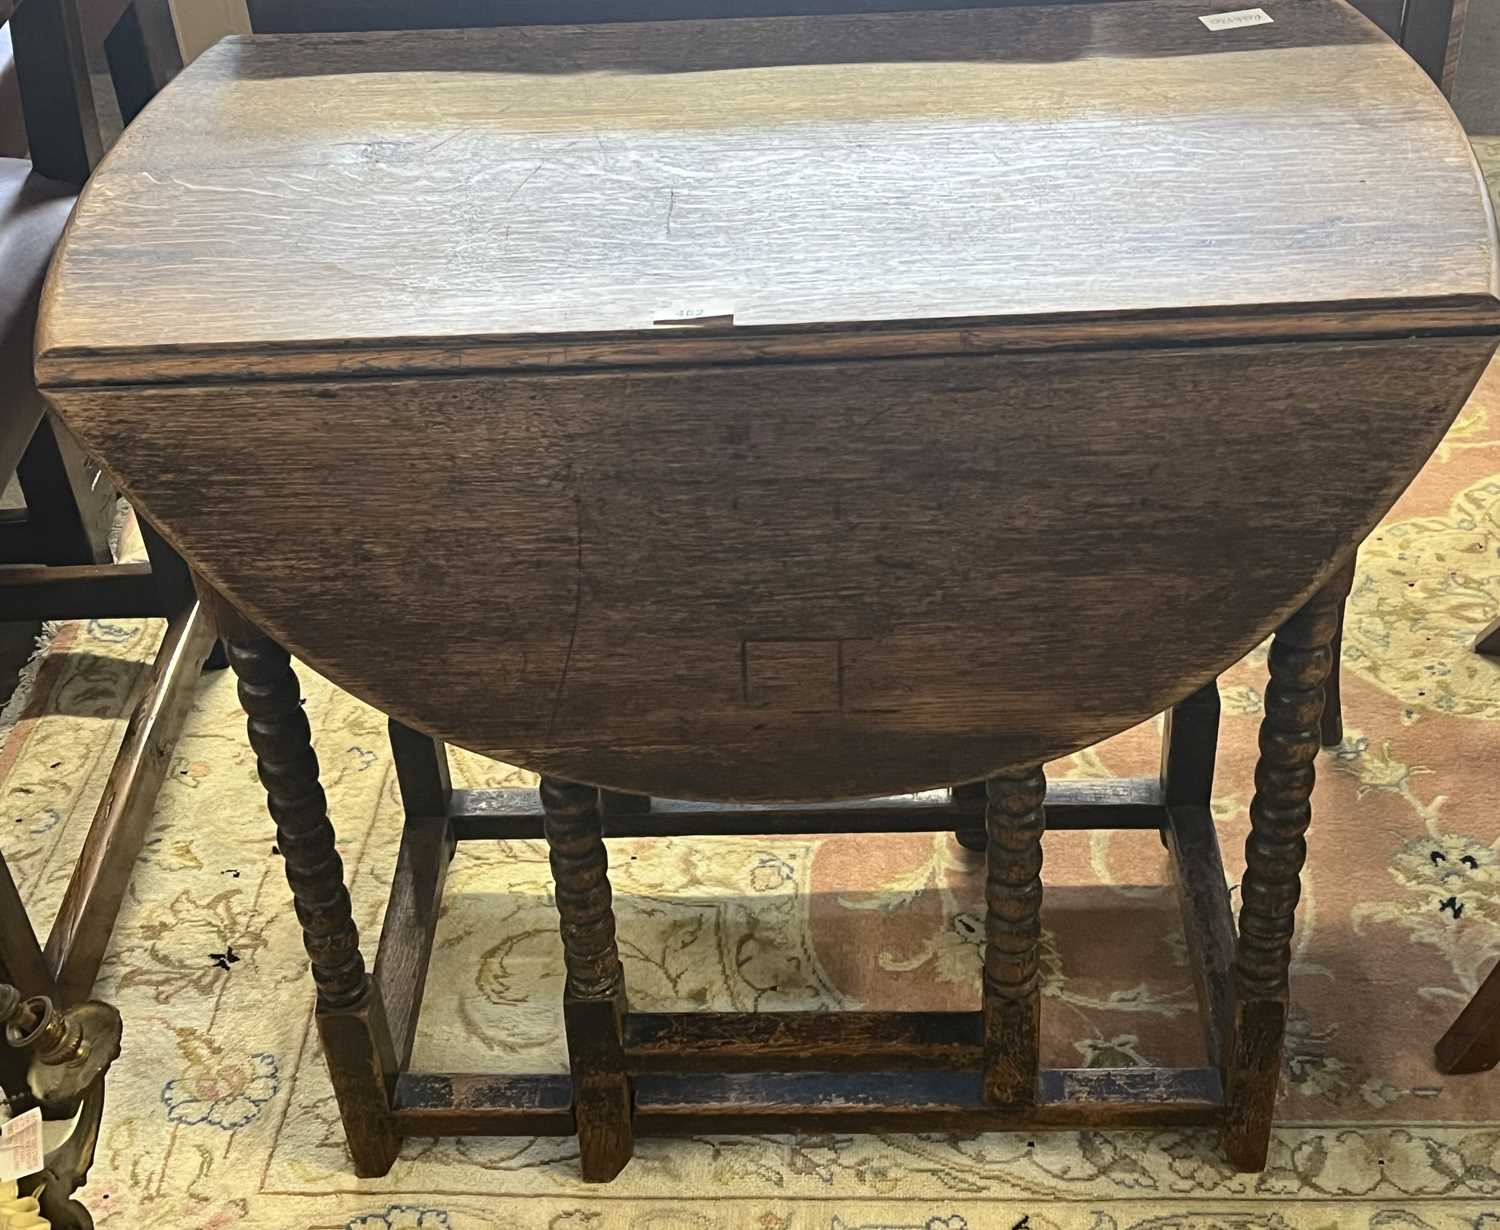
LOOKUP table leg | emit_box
[981,765,1045,1108]
[1473,615,1500,657]
[1222,578,1340,1170]
[1435,957,1500,1073]
[1161,681,1221,810]
[1319,556,1356,748]
[952,781,988,853]
[225,633,400,1177]
[541,778,632,1181]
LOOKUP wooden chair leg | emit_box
[1319,556,1356,748]
[104,0,184,127]
[223,629,400,1177]
[1222,577,1341,1170]
[541,778,632,1181]
[981,765,1044,1109]
[1436,958,1500,1074]
[139,516,227,670]
[13,415,113,567]
[44,600,215,1003]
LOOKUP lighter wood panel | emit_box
[37,0,1499,380]
[46,336,1496,800]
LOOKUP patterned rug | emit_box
[9,331,1500,1225]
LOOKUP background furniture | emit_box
[0,0,216,1093]
[242,0,1472,93]
[34,0,1500,1180]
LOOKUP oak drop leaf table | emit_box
[32,0,1500,1181]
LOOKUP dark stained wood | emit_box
[376,721,455,1067]
[138,511,198,618]
[447,778,1167,841]
[9,0,100,184]
[46,338,1497,801]
[1318,555,1357,747]
[1404,0,1470,94]
[36,1,1500,384]
[316,994,401,1178]
[541,779,632,1181]
[35,301,1500,389]
[1473,615,1500,656]
[225,632,399,1176]
[624,1011,981,1072]
[28,0,1500,1179]
[951,780,988,853]
[0,856,46,1102]
[982,767,1044,1108]
[599,790,651,817]
[238,0,1451,62]
[1161,682,1220,810]
[1165,805,1235,1073]
[633,1067,1222,1134]
[13,414,113,567]
[1222,578,1342,1171]
[1352,0,1406,38]
[239,0,1335,32]
[1159,679,1232,1072]
[193,575,262,644]
[0,855,58,1004]
[52,417,118,565]
[1435,959,1500,1073]
[103,0,182,126]
[388,718,452,819]
[0,561,158,618]
[229,635,367,1009]
[372,815,452,1071]
[391,1072,575,1136]
[44,601,215,1002]
[296,1060,1224,1137]
[0,0,210,1016]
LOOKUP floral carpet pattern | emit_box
[10,336,1500,1223]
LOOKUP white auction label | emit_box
[0,1108,42,1182]
[652,303,735,327]
[1199,7,1273,28]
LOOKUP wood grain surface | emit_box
[35,0,1500,801]
[47,336,1497,799]
[36,0,1500,383]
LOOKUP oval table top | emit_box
[35,0,1500,800]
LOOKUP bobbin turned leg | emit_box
[223,624,399,1177]
[1222,579,1341,1171]
[982,766,1045,1107]
[541,779,632,1181]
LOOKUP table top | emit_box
[34,1,1500,800]
[36,0,1499,387]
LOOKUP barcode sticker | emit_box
[1199,8,1273,29]
[0,1109,43,1182]
[652,303,735,327]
